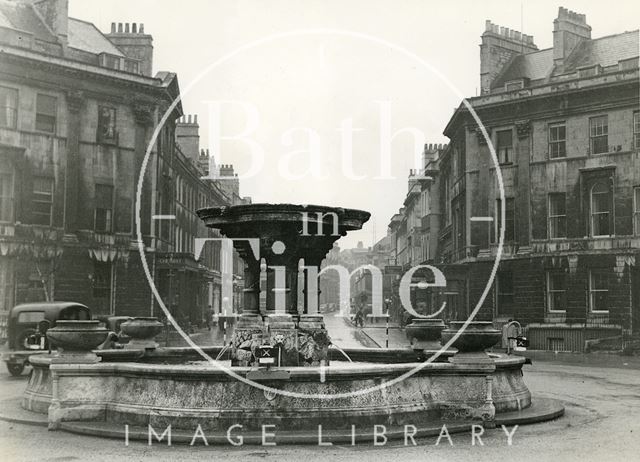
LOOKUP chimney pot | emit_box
[140,24,145,33]
[111,23,116,33]
[118,23,123,33]
[194,114,198,124]
[125,23,130,33]
[485,20,492,32]
[132,23,138,33]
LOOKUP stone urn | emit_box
[120,317,164,350]
[46,320,109,363]
[405,318,446,350]
[441,321,501,364]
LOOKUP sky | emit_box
[69,0,640,249]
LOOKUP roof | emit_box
[492,30,639,89]
[68,18,124,56]
[0,0,56,42]
[0,1,125,57]
[563,30,639,70]
[493,48,553,87]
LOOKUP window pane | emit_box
[634,186,640,235]
[31,178,53,226]
[592,291,608,312]
[33,178,53,194]
[591,271,608,290]
[0,172,14,222]
[590,116,608,136]
[0,87,18,128]
[36,94,56,116]
[97,107,117,142]
[592,191,610,213]
[590,116,608,154]
[549,273,566,291]
[549,193,566,216]
[497,271,514,315]
[95,184,113,208]
[497,130,512,147]
[17,311,45,323]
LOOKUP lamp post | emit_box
[384,298,391,348]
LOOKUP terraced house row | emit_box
[384,7,640,351]
[0,0,247,326]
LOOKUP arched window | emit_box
[590,181,612,237]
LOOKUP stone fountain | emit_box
[196,203,371,367]
[17,203,564,443]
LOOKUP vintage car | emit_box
[1,302,91,376]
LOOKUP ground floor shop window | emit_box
[496,271,514,315]
[546,271,567,313]
[589,269,609,313]
[0,258,14,311]
[92,261,112,314]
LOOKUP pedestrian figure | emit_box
[355,305,365,328]
[502,319,519,354]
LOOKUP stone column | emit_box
[230,244,264,366]
[297,248,331,366]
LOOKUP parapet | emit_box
[424,143,449,152]
[177,114,199,125]
[557,7,587,25]
[110,22,148,34]
[484,20,536,47]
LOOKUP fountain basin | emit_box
[31,352,531,433]
[441,321,502,353]
[120,317,163,349]
[46,321,109,352]
[405,318,446,347]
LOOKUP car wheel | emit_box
[7,363,25,376]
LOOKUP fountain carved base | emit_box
[230,313,332,367]
[230,314,264,367]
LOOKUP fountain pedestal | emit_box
[267,313,298,366]
[441,321,502,424]
[197,204,370,367]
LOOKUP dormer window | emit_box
[619,57,639,71]
[504,80,525,91]
[99,53,122,70]
[577,64,602,78]
[124,59,140,74]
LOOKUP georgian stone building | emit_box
[382,8,639,349]
[437,8,639,350]
[0,0,246,325]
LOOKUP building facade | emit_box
[383,8,640,349]
[0,0,247,327]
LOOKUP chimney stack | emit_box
[480,20,538,95]
[105,22,154,76]
[553,7,591,69]
[175,114,200,164]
